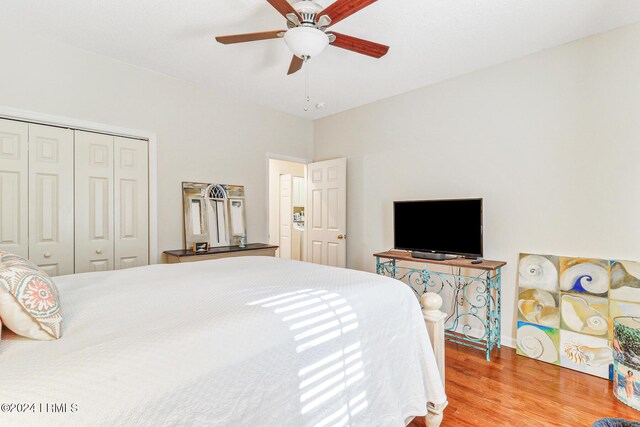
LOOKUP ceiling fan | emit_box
[215,0,389,75]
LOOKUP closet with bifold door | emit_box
[74,131,149,273]
[29,123,75,276]
[0,117,149,276]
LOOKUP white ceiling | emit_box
[2,0,640,119]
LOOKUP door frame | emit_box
[0,105,159,264]
[265,152,311,259]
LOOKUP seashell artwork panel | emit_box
[517,288,560,328]
[559,257,610,297]
[559,330,612,378]
[560,294,608,337]
[516,321,559,364]
[610,260,640,303]
[517,253,616,380]
[518,254,559,291]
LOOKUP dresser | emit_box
[163,243,278,263]
[374,250,506,361]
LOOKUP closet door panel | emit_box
[75,131,114,273]
[28,124,74,276]
[114,137,148,269]
[0,119,29,257]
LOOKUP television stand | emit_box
[374,250,506,361]
[411,251,456,261]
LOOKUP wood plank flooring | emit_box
[409,342,640,427]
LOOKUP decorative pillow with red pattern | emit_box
[0,250,63,340]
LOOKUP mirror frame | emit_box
[182,182,246,250]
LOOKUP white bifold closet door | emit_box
[75,131,115,273]
[28,124,74,276]
[0,119,29,258]
[75,132,149,272]
[114,137,148,269]
[0,118,148,275]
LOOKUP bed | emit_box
[0,256,447,426]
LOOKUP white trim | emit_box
[501,335,516,349]
[264,152,311,259]
[264,153,311,215]
[264,152,311,216]
[148,138,158,264]
[0,105,160,264]
[265,152,311,165]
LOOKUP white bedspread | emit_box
[0,257,445,426]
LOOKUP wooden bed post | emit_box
[422,292,446,384]
[421,292,448,427]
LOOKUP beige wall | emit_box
[0,25,313,261]
[4,17,640,346]
[313,23,640,346]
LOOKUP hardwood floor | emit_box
[409,342,640,427]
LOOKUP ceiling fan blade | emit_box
[215,30,284,44]
[287,56,304,75]
[318,0,377,27]
[266,0,301,20]
[330,32,389,58]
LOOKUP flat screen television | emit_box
[393,198,483,258]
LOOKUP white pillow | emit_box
[0,252,63,340]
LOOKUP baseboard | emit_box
[501,336,516,348]
[447,325,515,350]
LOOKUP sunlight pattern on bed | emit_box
[248,288,368,426]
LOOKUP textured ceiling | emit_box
[2,0,640,119]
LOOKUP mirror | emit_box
[190,199,204,235]
[182,182,246,250]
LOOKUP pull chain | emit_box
[303,56,310,112]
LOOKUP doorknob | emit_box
[96,249,103,254]
[44,252,51,258]
[337,234,346,240]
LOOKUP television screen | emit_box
[393,199,483,257]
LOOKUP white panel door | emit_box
[0,119,29,257]
[74,131,114,273]
[114,136,148,269]
[28,124,74,276]
[279,174,292,259]
[306,158,347,267]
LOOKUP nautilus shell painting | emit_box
[559,330,612,378]
[610,261,640,303]
[517,288,559,328]
[516,252,618,379]
[560,294,608,337]
[518,254,559,291]
[559,258,610,296]
[516,321,559,364]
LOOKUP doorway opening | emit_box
[268,158,307,261]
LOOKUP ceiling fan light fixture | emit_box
[284,26,329,59]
